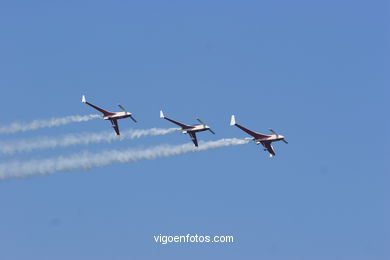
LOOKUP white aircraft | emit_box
[82,95,137,135]
[230,115,287,157]
[160,110,215,147]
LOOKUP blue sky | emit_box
[0,0,387,259]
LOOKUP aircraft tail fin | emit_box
[230,115,236,126]
[160,110,165,118]
[82,95,86,103]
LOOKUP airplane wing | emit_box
[163,116,192,129]
[235,123,270,139]
[110,119,120,135]
[82,95,114,116]
[188,132,198,147]
[262,141,275,157]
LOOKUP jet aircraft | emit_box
[230,115,287,157]
[82,95,137,135]
[160,110,215,147]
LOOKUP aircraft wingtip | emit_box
[230,115,236,126]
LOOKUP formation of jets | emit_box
[81,95,288,157]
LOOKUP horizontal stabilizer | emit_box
[230,115,236,126]
[118,104,127,112]
[130,115,137,123]
[197,118,205,125]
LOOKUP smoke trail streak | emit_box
[0,114,100,134]
[0,128,179,155]
[0,138,249,180]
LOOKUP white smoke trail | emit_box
[0,138,249,180]
[0,128,179,155]
[0,114,100,134]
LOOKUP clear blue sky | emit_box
[0,1,387,259]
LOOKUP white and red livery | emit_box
[230,115,287,157]
[160,110,215,147]
[82,95,137,135]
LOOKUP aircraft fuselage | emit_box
[254,134,285,144]
[182,124,210,134]
[103,111,133,120]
